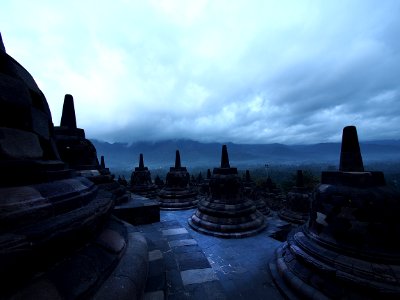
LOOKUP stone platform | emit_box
[113,194,160,225]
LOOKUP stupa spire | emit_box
[220,145,230,168]
[175,150,181,168]
[60,94,77,129]
[139,153,144,169]
[100,156,106,169]
[339,126,364,172]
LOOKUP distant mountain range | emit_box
[91,139,400,171]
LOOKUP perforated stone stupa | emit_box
[130,153,158,198]
[269,126,400,299]
[158,150,199,209]
[0,33,148,299]
[278,170,311,224]
[188,145,266,238]
[243,170,270,216]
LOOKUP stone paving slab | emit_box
[149,250,163,261]
[169,239,198,247]
[181,268,218,285]
[176,251,210,271]
[162,228,189,236]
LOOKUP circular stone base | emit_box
[278,209,308,224]
[158,190,199,210]
[253,199,271,216]
[268,245,317,300]
[188,217,267,238]
[269,227,400,299]
[159,200,199,210]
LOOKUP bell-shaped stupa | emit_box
[243,170,270,215]
[270,126,400,299]
[278,170,312,224]
[130,153,158,198]
[188,145,266,238]
[157,150,199,209]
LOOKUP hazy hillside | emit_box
[92,139,400,171]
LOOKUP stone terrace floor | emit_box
[135,209,285,299]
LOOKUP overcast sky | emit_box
[1,0,400,144]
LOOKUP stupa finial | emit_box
[100,156,106,169]
[221,145,230,168]
[139,153,144,169]
[175,150,181,168]
[339,126,364,172]
[60,94,77,129]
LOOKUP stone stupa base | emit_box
[188,217,267,238]
[253,199,271,216]
[269,227,400,299]
[188,199,267,238]
[131,185,158,199]
[158,190,199,210]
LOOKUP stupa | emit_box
[262,174,285,211]
[188,145,266,238]
[54,95,128,204]
[117,175,128,186]
[0,33,148,299]
[198,168,212,195]
[243,170,270,215]
[157,150,199,209]
[130,153,158,198]
[154,175,164,188]
[270,126,400,299]
[278,170,311,224]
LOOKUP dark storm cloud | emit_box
[1,0,400,144]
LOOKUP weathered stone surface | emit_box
[158,150,199,210]
[0,127,43,159]
[189,145,266,238]
[96,228,126,254]
[270,126,400,299]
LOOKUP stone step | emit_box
[144,249,166,300]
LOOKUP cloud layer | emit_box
[1,0,400,144]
